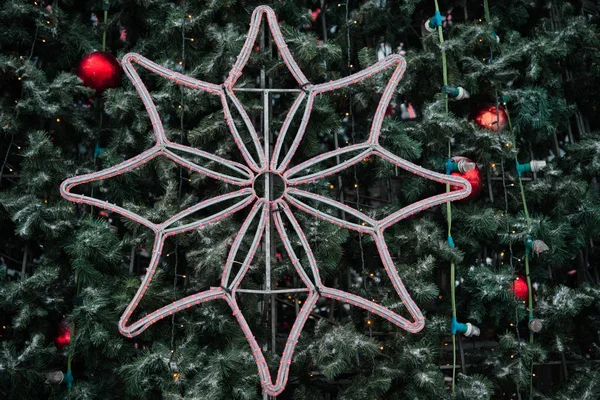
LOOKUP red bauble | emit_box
[450,156,483,202]
[510,276,529,300]
[471,104,508,132]
[77,51,122,93]
[55,320,71,349]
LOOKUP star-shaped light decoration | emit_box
[60,6,471,396]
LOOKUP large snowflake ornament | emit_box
[60,6,471,396]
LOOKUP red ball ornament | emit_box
[510,276,529,300]
[77,51,122,93]
[55,320,71,349]
[471,104,508,132]
[450,156,483,203]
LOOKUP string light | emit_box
[56,118,60,122]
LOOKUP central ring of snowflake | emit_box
[60,6,470,396]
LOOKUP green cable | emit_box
[485,0,535,395]
[483,0,491,24]
[432,0,457,396]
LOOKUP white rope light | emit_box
[59,6,472,396]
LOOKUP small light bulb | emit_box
[329,184,334,189]
[188,14,192,18]
[46,21,50,24]
[190,38,194,42]
[18,77,22,81]
[56,118,60,122]
[42,39,46,42]
[354,183,358,188]
[379,346,384,350]
[367,320,372,325]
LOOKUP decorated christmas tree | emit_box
[1,1,600,399]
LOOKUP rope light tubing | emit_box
[59,6,472,396]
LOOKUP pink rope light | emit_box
[59,5,471,397]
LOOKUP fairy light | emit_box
[59,6,472,397]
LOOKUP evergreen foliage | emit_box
[1,0,600,399]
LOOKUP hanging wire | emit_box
[483,0,535,397]
[170,0,188,366]
[1,22,39,186]
[66,2,111,393]
[345,1,370,336]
